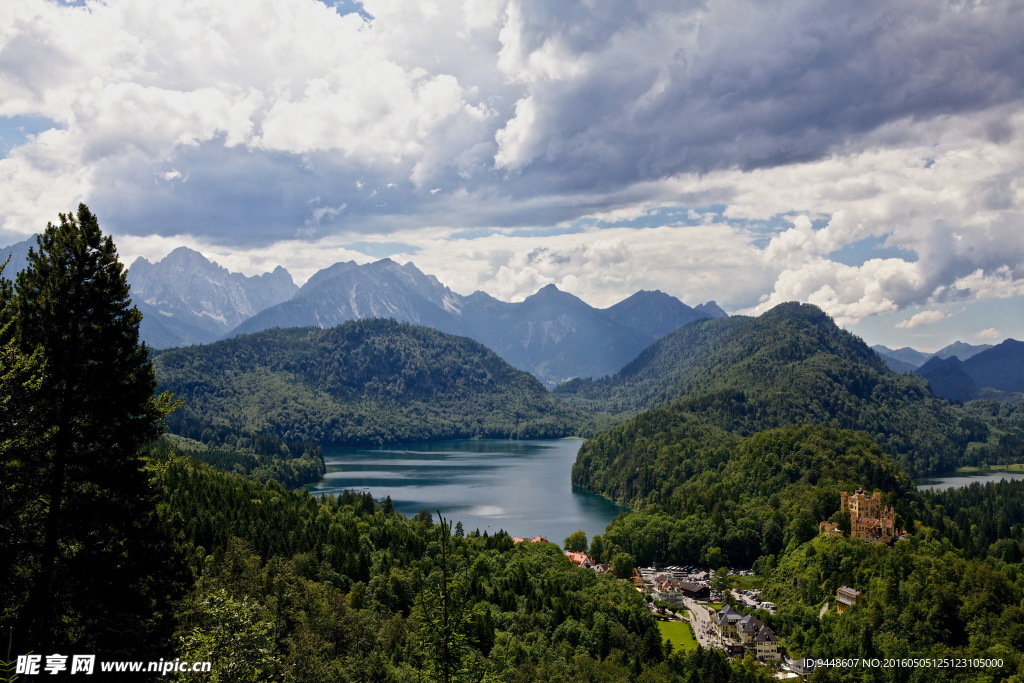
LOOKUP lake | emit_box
[916,470,1024,491]
[308,438,628,543]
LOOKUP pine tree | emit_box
[0,257,46,633]
[8,205,178,654]
[414,512,476,682]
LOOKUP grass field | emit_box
[658,620,698,652]
[955,463,1024,473]
[729,575,764,589]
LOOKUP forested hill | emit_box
[585,425,917,569]
[154,319,579,446]
[559,303,887,412]
[566,302,989,480]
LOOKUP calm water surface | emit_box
[916,470,1024,491]
[308,439,627,542]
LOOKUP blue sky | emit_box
[2,0,1023,350]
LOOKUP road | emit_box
[682,597,721,650]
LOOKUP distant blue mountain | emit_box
[127,247,297,348]
[873,341,995,373]
[872,344,933,369]
[916,339,1024,400]
[915,356,978,402]
[228,261,726,386]
[0,236,34,276]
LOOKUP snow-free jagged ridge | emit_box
[124,248,725,386]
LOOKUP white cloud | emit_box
[0,0,514,236]
[895,309,952,329]
[494,95,540,170]
[975,327,1001,340]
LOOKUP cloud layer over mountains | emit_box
[2,0,1024,334]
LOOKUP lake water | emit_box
[308,439,628,543]
[916,470,1024,491]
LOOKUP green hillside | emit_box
[591,425,916,568]
[758,531,1023,672]
[565,302,987,478]
[154,319,580,447]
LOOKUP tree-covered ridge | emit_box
[760,533,1023,680]
[566,302,988,478]
[585,425,915,568]
[154,433,324,490]
[152,451,772,682]
[558,304,883,410]
[154,320,580,448]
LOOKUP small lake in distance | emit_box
[308,439,628,543]
[916,470,1024,491]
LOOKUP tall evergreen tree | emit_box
[6,205,178,654]
[0,258,46,635]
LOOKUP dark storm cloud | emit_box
[4,0,1024,255]
[497,0,1024,194]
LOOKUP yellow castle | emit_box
[841,489,896,543]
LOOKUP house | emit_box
[678,581,709,600]
[753,624,781,661]
[714,605,781,659]
[652,581,686,607]
[836,586,862,614]
[512,536,550,544]
[564,551,592,567]
[713,604,744,641]
[736,613,765,645]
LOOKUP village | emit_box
[550,489,900,677]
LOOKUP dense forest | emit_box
[760,531,1023,680]
[580,425,915,568]
[154,433,326,490]
[155,321,580,447]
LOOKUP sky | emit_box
[2,0,1023,352]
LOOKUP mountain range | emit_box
[7,237,1017,395]
[118,247,726,386]
[3,239,726,385]
[872,341,993,372]
[128,247,298,348]
[914,339,1024,401]
[226,255,727,386]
